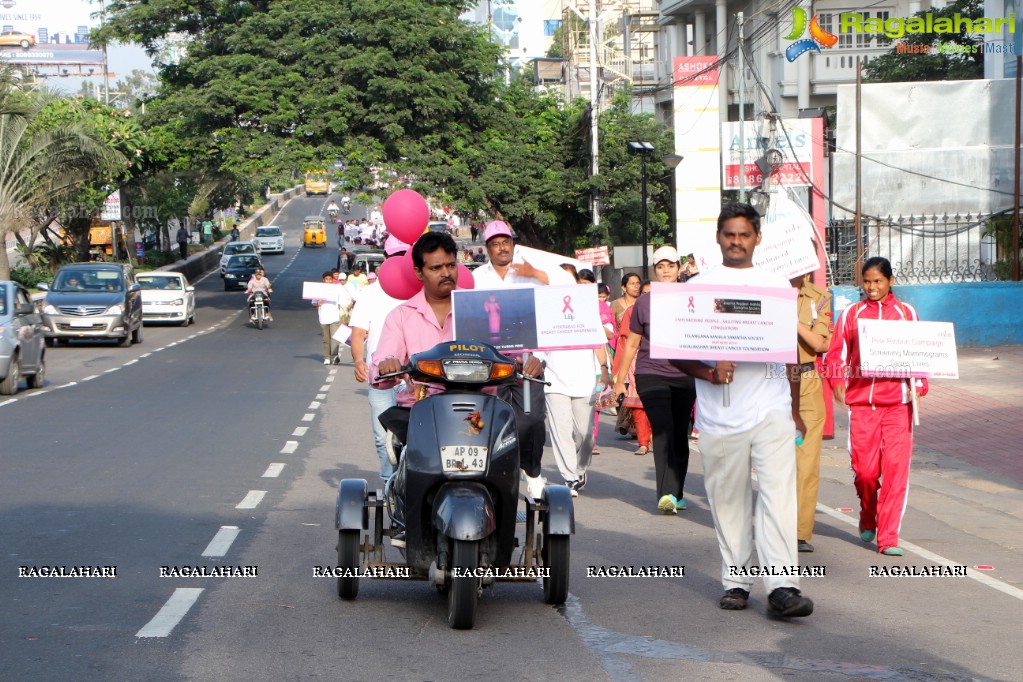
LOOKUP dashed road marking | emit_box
[319,385,331,392]
[280,441,298,454]
[262,463,285,478]
[316,393,327,400]
[292,427,308,437]
[104,367,119,373]
[201,526,241,557]
[82,375,99,381]
[136,588,204,638]
[308,401,321,410]
[236,491,267,509]
[301,413,315,422]
[325,376,335,383]
[140,353,152,358]
[0,398,16,407]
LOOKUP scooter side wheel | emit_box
[337,530,360,600]
[447,539,479,629]
[542,535,570,605]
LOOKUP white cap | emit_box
[652,245,680,264]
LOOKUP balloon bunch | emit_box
[377,190,475,299]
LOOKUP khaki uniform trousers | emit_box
[796,369,826,541]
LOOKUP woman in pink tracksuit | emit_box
[824,257,928,557]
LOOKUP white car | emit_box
[253,225,285,254]
[220,241,259,276]
[137,272,195,326]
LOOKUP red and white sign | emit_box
[722,119,814,190]
[857,319,959,379]
[575,245,610,266]
[100,190,121,222]
[674,56,719,86]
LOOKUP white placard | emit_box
[513,245,588,275]
[332,323,353,346]
[302,281,354,307]
[649,283,798,363]
[753,188,821,279]
[857,319,959,379]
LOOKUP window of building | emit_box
[543,19,562,37]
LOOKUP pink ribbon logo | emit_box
[688,296,695,313]
[562,296,574,314]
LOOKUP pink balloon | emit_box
[456,264,475,290]
[382,189,430,244]
[378,254,423,300]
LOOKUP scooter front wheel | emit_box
[542,534,570,604]
[447,539,479,629]
[337,530,360,600]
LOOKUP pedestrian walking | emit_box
[791,270,833,553]
[824,256,927,557]
[674,202,813,618]
[313,271,343,365]
[175,225,189,260]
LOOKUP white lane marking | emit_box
[0,398,16,407]
[262,463,285,478]
[136,588,204,638]
[292,427,308,437]
[201,526,241,557]
[82,375,99,381]
[104,367,119,373]
[280,441,298,454]
[301,413,315,422]
[124,359,138,366]
[308,401,321,410]
[140,352,152,358]
[166,341,179,347]
[236,491,267,509]
[315,393,326,400]
[153,347,165,352]
[319,385,331,392]
[24,391,47,398]
[816,503,1023,601]
[58,382,77,388]
[325,376,334,383]
[328,369,338,376]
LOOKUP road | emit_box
[1,193,1021,681]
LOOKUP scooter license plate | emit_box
[440,446,488,473]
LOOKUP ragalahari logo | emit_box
[785,7,839,62]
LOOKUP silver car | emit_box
[0,281,46,395]
[39,263,144,347]
[253,226,285,254]
[220,241,259,276]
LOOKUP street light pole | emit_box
[640,152,649,279]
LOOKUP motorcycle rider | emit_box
[245,267,273,322]
[341,194,352,212]
[327,199,340,221]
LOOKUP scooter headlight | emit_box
[442,359,492,382]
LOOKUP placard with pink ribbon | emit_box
[648,282,797,362]
[453,284,605,352]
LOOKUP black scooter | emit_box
[334,341,574,629]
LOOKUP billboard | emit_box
[0,0,103,66]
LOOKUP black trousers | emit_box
[498,376,547,478]
[635,374,697,500]
[178,242,188,260]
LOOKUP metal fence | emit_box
[827,213,1000,286]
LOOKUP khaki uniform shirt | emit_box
[796,280,832,365]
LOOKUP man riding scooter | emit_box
[245,267,273,322]
[371,232,543,542]
[327,199,339,221]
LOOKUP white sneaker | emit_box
[323,358,331,365]
[523,473,546,501]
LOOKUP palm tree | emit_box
[0,67,124,280]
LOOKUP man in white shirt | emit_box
[473,220,576,499]
[350,235,409,479]
[675,203,812,619]
[312,271,343,364]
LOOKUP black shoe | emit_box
[798,540,815,553]
[719,588,749,610]
[767,587,814,618]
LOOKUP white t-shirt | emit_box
[316,298,342,325]
[536,348,600,398]
[692,264,793,435]
[348,281,403,360]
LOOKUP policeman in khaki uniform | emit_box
[791,272,832,553]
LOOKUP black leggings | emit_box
[635,374,696,500]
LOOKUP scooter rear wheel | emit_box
[337,530,360,600]
[447,540,479,629]
[542,535,570,605]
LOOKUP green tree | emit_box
[0,71,125,279]
[863,0,985,83]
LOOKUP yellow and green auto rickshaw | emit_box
[303,216,327,248]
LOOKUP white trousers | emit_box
[545,392,595,483]
[699,410,800,594]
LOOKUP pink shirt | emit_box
[369,289,453,407]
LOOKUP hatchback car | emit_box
[138,272,195,326]
[220,241,259,276]
[303,216,327,248]
[223,254,263,291]
[0,30,36,48]
[253,225,285,254]
[0,281,46,395]
[39,263,143,347]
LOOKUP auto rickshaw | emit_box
[303,216,327,248]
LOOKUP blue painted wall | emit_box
[829,282,1023,346]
